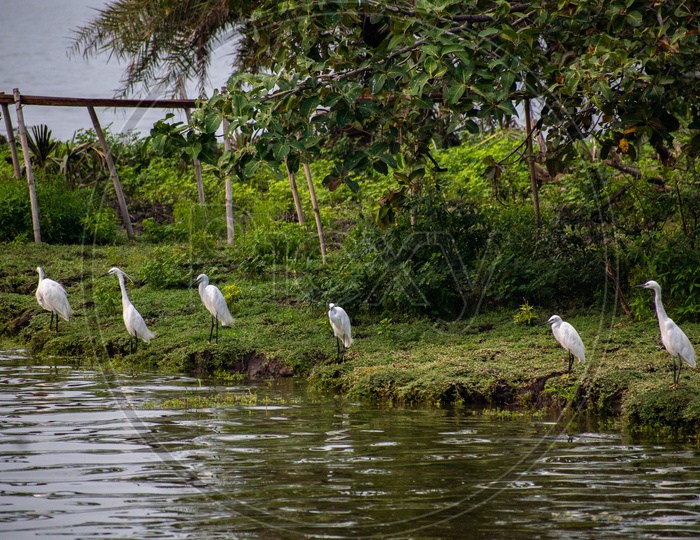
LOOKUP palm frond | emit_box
[70,0,252,97]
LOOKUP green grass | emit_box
[2,242,700,438]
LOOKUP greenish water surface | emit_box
[0,350,699,539]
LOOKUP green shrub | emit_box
[301,186,487,319]
[627,232,700,321]
[139,245,191,288]
[0,176,118,244]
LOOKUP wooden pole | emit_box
[0,93,195,109]
[222,113,234,245]
[524,98,541,228]
[87,106,134,240]
[302,163,327,263]
[1,93,21,178]
[285,158,305,225]
[13,89,41,243]
[179,77,206,205]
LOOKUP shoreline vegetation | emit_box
[2,128,700,438]
[2,242,700,440]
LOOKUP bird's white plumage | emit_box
[639,280,696,368]
[36,266,72,322]
[195,274,234,326]
[328,303,353,348]
[547,314,585,363]
[106,267,155,343]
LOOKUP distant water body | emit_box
[0,0,232,141]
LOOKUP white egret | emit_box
[193,274,234,344]
[635,280,696,385]
[35,267,72,331]
[104,267,155,353]
[545,314,585,373]
[328,303,353,361]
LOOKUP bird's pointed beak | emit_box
[633,284,645,288]
[539,321,550,326]
[99,272,110,278]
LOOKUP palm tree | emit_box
[27,125,60,170]
[70,0,256,97]
[70,0,328,260]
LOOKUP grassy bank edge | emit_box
[2,242,699,440]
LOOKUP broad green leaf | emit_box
[373,159,389,175]
[273,143,290,161]
[369,73,387,94]
[626,11,643,27]
[421,44,441,58]
[445,82,466,105]
[243,159,259,178]
[478,27,500,38]
[344,177,360,192]
[204,111,222,134]
[185,142,202,162]
[300,96,320,117]
[424,56,439,76]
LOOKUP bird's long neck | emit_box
[653,286,668,322]
[198,280,208,299]
[37,268,44,283]
[117,273,131,309]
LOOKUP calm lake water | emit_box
[0,0,231,141]
[1,349,700,539]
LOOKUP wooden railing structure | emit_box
[0,89,231,243]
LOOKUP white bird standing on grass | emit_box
[545,315,585,374]
[36,267,72,331]
[635,280,696,386]
[328,303,353,361]
[193,274,234,344]
[104,267,155,354]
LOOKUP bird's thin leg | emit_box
[677,357,683,384]
[55,313,58,332]
[49,311,54,332]
[672,357,678,385]
[336,337,341,361]
[567,352,573,373]
[216,316,219,344]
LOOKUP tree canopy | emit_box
[83,1,700,207]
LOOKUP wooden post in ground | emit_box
[87,106,134,240]
[13,89,41,243]
[524,98,541,228]
[1,93,21,178]
[179,77,205,205]
[285,158,305,225]
[222,112,234,245]
[302,163,327,263]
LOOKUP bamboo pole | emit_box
[285,158,305,225]
[302,163,327,263]
[222,114,234,245]
[524,98,541,228]
[179,77,205,205]
[1,93,21,178]
[13,89,41,243]
[87,106,134,240]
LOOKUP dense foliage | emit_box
[136,1,700,210]
[2,120,700,320]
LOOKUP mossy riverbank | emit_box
[2,243,700,439]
